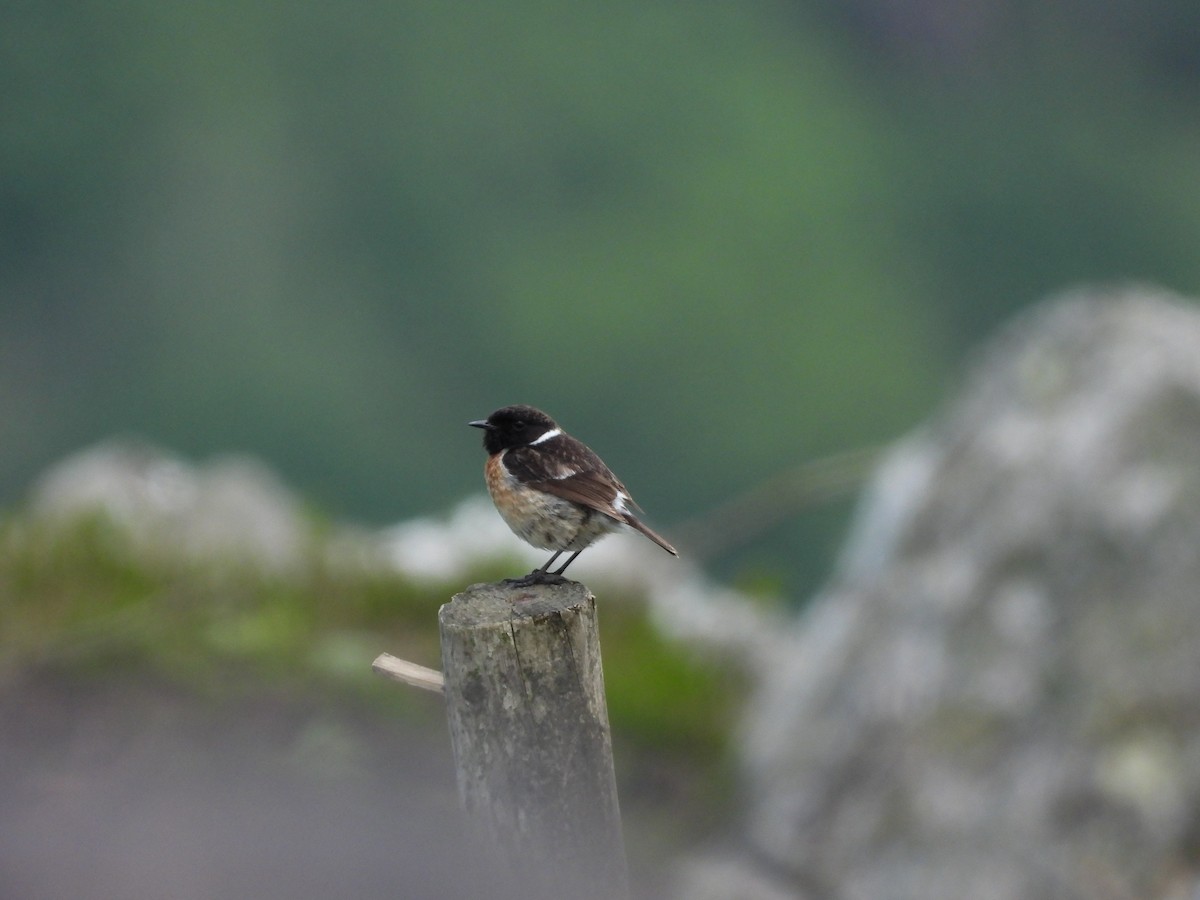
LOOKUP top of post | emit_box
[438,580,595,629]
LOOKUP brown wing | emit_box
[509,435,677,556]
[505,434,635,518]
[529,470,628,520]
[534,471,676,555]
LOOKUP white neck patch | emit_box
[529,428,562,446]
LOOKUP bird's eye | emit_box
[513,420,525,430]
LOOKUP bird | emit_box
[469,404,678,584]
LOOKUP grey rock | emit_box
[684,287,1200,899]
[29,439,310,574]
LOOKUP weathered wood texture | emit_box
[371,652,444,693]
[438,580,629,900]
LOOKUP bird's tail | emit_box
[625,515,678,557]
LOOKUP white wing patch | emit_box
[613,490,630,514]
[529,428,562,446]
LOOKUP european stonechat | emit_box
[469,404,678,584]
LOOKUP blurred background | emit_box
[7,0,1200,591]
[5,1,1200,897]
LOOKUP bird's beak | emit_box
[468,419,490,429]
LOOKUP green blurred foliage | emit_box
[0,506,742,849]
[4,0,1200,592]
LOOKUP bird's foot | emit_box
[503,570,570,587]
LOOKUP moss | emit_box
[0,506,745,860]
[0,507,743,736]
[600,601,741,759]
[599,599,744,852]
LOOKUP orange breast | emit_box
[484,453,616,551]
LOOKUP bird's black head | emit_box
[469,405,559,454]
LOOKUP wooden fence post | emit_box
[438,580,630,900]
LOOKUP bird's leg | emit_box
[550,550,582,577]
